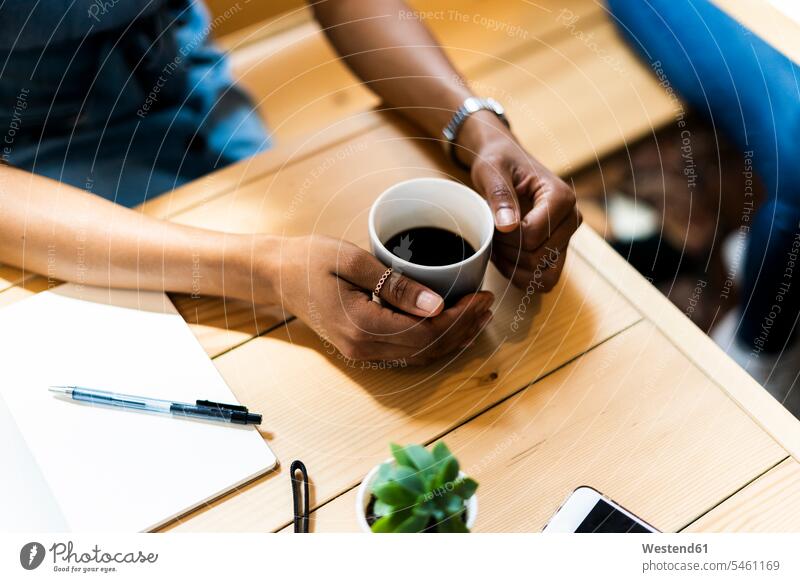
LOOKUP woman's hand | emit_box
[310,0,579,292]
[460,114,583,290]
[259,235,494,365]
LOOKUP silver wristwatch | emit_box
[442,97,509,169]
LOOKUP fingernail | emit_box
[416,290,443,314]
[496,208,516,227]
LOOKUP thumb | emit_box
[339,247,445,317]
[472,158,520,233]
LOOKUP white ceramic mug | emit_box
[368,178,494,299]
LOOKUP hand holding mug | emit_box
[267,235,494,365]
[456,114,582,290]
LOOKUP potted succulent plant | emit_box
[356,442,478,532]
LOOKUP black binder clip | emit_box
[290,460,310,533]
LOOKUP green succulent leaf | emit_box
[373,481,418,507]
[434,493,451,509]
[454,477,478,499]
[423,473,438,494]
[372,499,394,518]
[394,508,431,533]
[393,465,425,494]
[372,462,394,489]
[431,441,452,463]
[404,444,436,472]
[435,456,459,489]
[371,509,412,533]
[445,495,464,514]
[390,443,413,467]
[420,498,437,512]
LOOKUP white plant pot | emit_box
[355,460,478,533]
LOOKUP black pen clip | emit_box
[290,460,310,533]
[195,400,262,425]
[196,399,249,412]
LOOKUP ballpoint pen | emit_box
[48,386,262,425]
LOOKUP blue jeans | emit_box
[608,0,800,353]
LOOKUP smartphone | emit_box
[542,486,659,533]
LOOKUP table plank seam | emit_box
[208,314,298,361]
[267,314,645,533]
[0,275,23,290]
[0,272,40,293]
[677,455,791,533]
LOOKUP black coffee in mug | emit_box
[384,227,476,267]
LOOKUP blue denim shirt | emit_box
[0,0,268,206]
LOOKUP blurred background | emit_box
[205,0,303,37]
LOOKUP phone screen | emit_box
[575,499,652,533]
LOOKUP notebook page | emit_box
[0,392,69,532]
[0,284,276,532]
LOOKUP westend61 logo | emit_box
[19,541,158,574]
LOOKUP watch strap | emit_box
[442,97,509,170]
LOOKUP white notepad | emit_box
[0,284,277,532]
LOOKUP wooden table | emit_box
[172,158,800,532]
[3,0,800,533]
